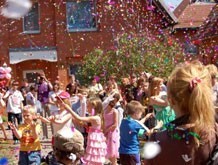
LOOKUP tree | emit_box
[78,32,185,85]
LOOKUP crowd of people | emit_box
[0,60,217,165]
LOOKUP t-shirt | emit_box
[6,90,24,114]
[89,83,103,94]
[119,117,145,154]
[26,92,37,106]
[18,123,41,151]
[48,90,62,115]
[37,82,50,104]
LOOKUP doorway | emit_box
[23,70,43,85]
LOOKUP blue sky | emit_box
[162,0,183,11]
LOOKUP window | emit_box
[66,0,97,32]
[69,64,81,76]
[23,3,40,33]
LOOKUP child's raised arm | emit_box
[36,114,51,124]
[140,113,153,124]
[49,114,72,124]
[31,122,41,139]
[63,102,96,124]
[8,122,22,139]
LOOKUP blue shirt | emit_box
[119,117,145,154]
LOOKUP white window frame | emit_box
[23,2,40,34]
[66,0,97,32]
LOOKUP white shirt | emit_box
[53,110,73,135]
[6,90,24,114]
[89,83,103,94]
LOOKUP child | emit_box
[4,81,24,144]
[103,98,119,165]
[119,100,161,165]
[146,61,218,164]
[63,97,107,165]
[8,105,41,165]
[38,91,74,145]
[52,130,85,165]
[149,77,176,125]
[0,88,7,140]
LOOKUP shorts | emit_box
[120,153,141,165]
[19,150,41,165]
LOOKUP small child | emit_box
[8,105,41,165]
[63,97,107,165]
[119,100,162,165]
[103,98,119,165]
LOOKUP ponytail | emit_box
[168,61,215,146]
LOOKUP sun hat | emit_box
[53,129,84,154]
[57,91,70,99]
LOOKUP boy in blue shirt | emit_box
[119,100,161,165]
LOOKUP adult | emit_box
[146,61,218,165]
[4,81,24,144]
[36,73,53,139]
[66,74,79,97]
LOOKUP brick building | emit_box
[0,0,217,86]
[0,0,167,86]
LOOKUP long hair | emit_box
[148,77,163,97]
[88,97,104,129]
[167,60,215,146]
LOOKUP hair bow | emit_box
[189,77,201,92]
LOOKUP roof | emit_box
[194,4,218,40]
[173,0,190,18]
[173,2,216,29]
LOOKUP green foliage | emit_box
[78,32,185,85]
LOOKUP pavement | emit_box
[0,122,53,165]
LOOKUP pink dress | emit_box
[104,108,120,158]
[83,119,107,165]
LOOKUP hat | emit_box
[57,91,70,99]
[54,129,84,154]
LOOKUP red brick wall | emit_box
[0,0,167,86]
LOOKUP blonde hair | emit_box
[126,100,145,115]
[206,64,218,78]
[148,77,163,97]
[88,97,103,115]
[167,60,215,146]
[23,105,36,114]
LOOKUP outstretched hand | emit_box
[145,113,154,120]
[155,120,163,129]
[8,122,16,130]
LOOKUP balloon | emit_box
[5,73,11,79]
[141,142,161,159]
[5,67,12,73]
[0,0,32,19]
